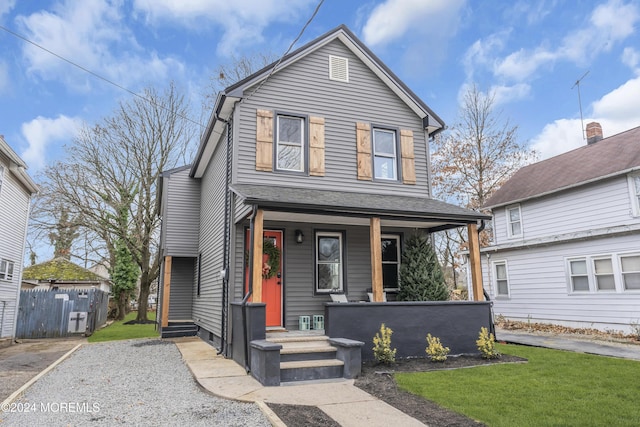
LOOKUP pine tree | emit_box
[397,233,449,301]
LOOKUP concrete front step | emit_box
[280,359,344,383]
[161,322,197,339]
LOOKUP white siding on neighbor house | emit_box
[0,156,31,339]
[232,39,431,199]
[483,232,640,334]
[194,129,228,338]
[161,168,201,257]
[493,176,637,245]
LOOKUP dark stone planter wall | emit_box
[325,301,493,360]
[230,302,266,368]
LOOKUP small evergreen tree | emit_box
[397,233,449,301]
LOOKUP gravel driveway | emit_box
[0,339,270,426]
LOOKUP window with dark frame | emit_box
[381,234,400,291]
[276,115,305,172]
[372,128,398,180]
[315,232,343,293]
[196,253,202,296]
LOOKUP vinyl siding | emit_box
[194,128,228,336]
[493,176,638,244]
[233,39,431,201]
[0,155,32,338]
[160,169,201,257]
[168,257,194,319]
[484,232,640,334]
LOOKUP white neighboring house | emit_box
[476,122,640,334]
[0,136,38,342]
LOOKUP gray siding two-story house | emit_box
[0,136,37,343]
[158,25,488,357]
[480,123,640,334]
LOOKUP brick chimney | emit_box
[586,122,603,145]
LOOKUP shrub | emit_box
[476,327,501,359]
[373,323,397,364]
[397,232,449,301]
[425,333,450,362]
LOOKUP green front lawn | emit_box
[88,311,158,343]
[396,344,640,427]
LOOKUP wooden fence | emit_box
[16,289,109,339]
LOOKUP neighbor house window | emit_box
[506,205,522,237]
[381,235,400,291]
[315,232,344,293]
[569,259,589,292]
[593,257,615,291]
[493,261,509,297]
[276,115,305,172]
[629,174,640,216]
[373,128,398,180]
[0,259,14,281]
[620,254,640,290]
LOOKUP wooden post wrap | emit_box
[162,256,172,327]
[251,209,264,303]
[467,223,484,301]
[370,217,384,302]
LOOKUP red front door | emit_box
[245,229,283,327]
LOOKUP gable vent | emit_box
[329,55,349,82]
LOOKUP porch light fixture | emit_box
[295,229,304,244]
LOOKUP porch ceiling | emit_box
[231,184,490,232]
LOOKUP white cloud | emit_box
[133,0,315,56]
[491,83,531,106]
[20,115,81,172]
[361,0,466,47]
[16,0,182,91]
[494,48,556,81]
[0,0,16,18]
[622,47,640,74]
[532,75,640,159]
[463,31,509,80]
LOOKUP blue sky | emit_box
[2,0,640,177]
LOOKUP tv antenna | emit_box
[572,70,589,140]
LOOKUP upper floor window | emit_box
[493,261,510,297]
[373,128,398,180]
[629,174,640,216]
[506,205,522,238]
[381,234,400,291]
[315,231,344,293]
[276,115,305,172]
[0,259,14,281]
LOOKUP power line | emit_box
[0,24,204,128]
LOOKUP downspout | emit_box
[1,300,6,338]
[241,205,258,372]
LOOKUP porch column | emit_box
[467,223,484,301]
[369,217,384,302]
[162,256,172,327]
[251,209,264,303]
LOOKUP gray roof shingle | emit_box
[484,126,640,208]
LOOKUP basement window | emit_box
[329,55,348,82]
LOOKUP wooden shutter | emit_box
[400,129,416,184]
[356,122,372,180]
[256,109,273,171]
[309,116,325,176]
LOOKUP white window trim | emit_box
[315,231,344,294]
[372,128,398,181]
[0,259,14,282]
[492,260,510,298]
[619,252,640,292]
[592,256,616,292]
[627,173,640,217]
[565,252,640,294]
[381,234,400,291]
[505,204,522,238]
[275,115,305,173]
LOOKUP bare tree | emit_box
[37,82,196,321]
[431,84,536,286]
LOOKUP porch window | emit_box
[593,257,615,291]
[493,261,509,297]
[315,232,344,293]
[276,115,305,172]
[569,259,589,292]
[373,128,398,180]
[620,254,640,290]
[381,234,400,291]
[0,259,14,281]
[506,205,522,238]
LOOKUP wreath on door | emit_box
[245,238,281,279]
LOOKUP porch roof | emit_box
[230,184,489,231]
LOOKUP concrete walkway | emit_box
[496,327,640,360]
[173,337,426,427]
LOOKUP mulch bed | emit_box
[267,354,527,426]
